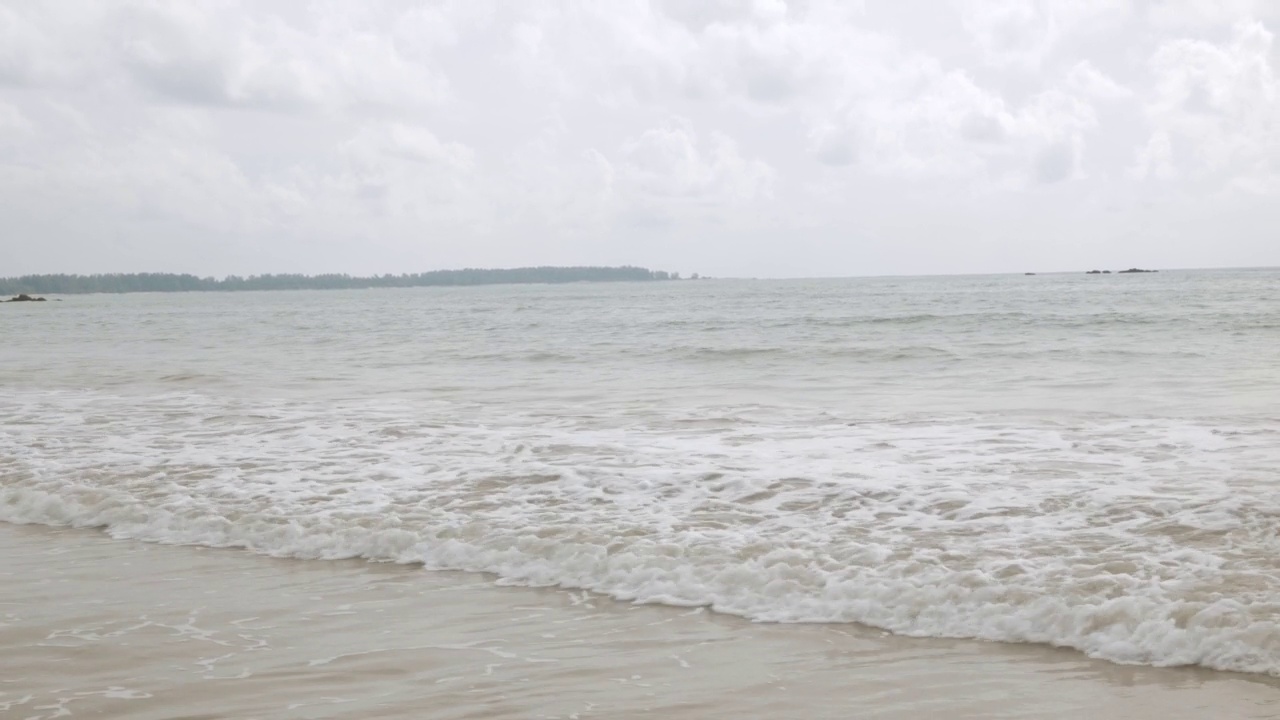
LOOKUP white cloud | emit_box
[0,0,1278,276]
[343,122,473,170]
[0,3,45,84]
[0,109,271,271]
[0,2,101,86]
[958,0,1058,69]
[1142,21,1279,189]
[808,119,859,166]
[953,0,1128,69]
[282,120,483,242]
[1065,60,1132,99]
[830,67,1100,186]
[594,117,774,229]
[1144,0,1273,30]
[1129,131,1177,180]
[1,1,454,111]
[616,117,773,202]
[0,101,30,132]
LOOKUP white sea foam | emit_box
[3,388,1278,677]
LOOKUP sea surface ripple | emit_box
[2,269,1278,676]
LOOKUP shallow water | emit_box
[2,270,1279,684]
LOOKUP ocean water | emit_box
[2,269,1279,677]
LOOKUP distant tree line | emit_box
[0,266,681,295]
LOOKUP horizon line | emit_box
[4,264,1277,283]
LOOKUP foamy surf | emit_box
[3,389,1277,678]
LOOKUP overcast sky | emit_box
[2,1,1278,278]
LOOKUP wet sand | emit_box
[1,523,1277,720]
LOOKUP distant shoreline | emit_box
[0,266,681,296]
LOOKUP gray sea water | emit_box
[2,269,1279,675]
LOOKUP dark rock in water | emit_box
[1086,270,1103,274]
[1025,272,1036,276]
[6,294,46,302]
[1118,268,1157,273]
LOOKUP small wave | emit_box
[668,346,958,362]
[679,347,790,360]
[453,351,580,363]
[156,373,223,383]
[2,391,1278,678]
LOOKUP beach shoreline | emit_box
[2,522,1277,720]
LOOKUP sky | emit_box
[1,0,1278,278]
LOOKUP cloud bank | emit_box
[1,0,1278,277]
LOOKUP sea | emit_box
[2,268,1279,718]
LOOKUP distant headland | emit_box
[0,266,684,296]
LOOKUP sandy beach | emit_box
[1,523,1276,720]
